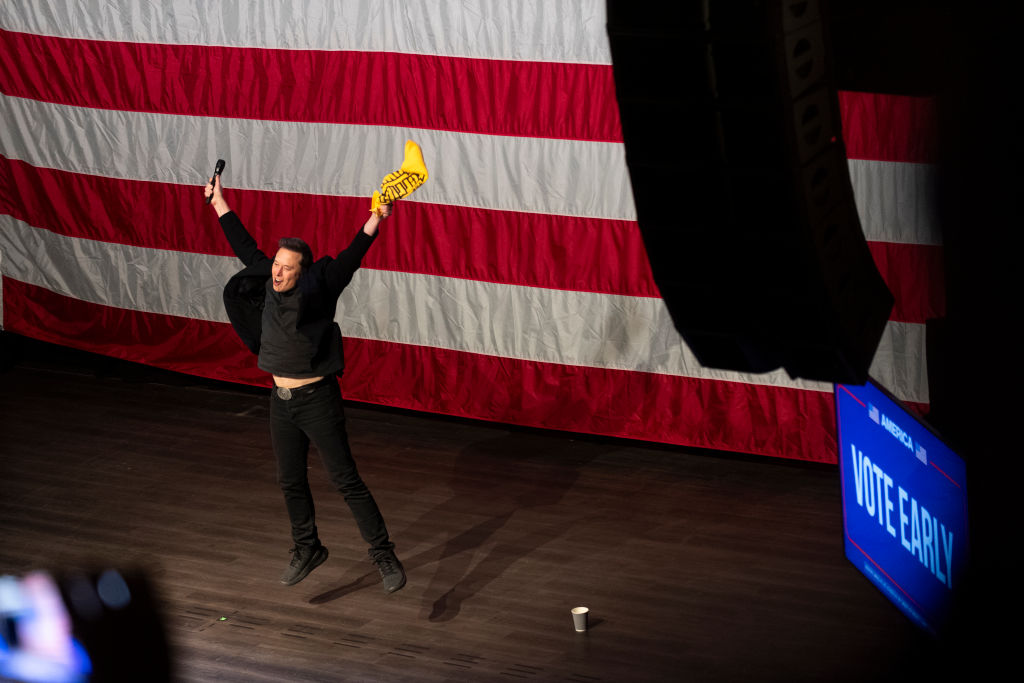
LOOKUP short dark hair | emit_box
[277,237,313,270]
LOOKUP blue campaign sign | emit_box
[835,380,969,635]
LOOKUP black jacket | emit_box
[219,210,377,372]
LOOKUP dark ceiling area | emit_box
[829,0,955,96]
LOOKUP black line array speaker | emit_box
[607,0,893,384]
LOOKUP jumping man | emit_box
[204,174,405,592]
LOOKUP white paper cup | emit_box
[571,606,589,632]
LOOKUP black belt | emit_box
[274,377,332,400]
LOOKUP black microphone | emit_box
[205,159,226,204]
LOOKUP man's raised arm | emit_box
[205,174,266,267]
[322,203,393,296]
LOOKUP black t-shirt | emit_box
[257,281,342,378]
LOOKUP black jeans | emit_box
[269,378,394,559]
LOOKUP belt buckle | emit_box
[276,386,293,400]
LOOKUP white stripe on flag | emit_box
[0,0,613,64]
[1,217,929,403]
[868,321,930,408]
[0,95,636,221]
[847,159,940,246]
[0,216,234,322]
[1,95,938,243]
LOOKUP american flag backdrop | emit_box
[0,1,941,463]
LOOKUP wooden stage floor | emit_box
[1,351,949,682]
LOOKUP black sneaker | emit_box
[373,552,406,594]
[280,545,328,586]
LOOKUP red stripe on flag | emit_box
[1,31,940,159]
[2,277,262,386]
[344,337,840,463]
[4,157,942,322]
[0,29,622,142]
[2,157,658,298]
[867,241,946,323]
[4,277,845,463]
[838,91,938,164]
